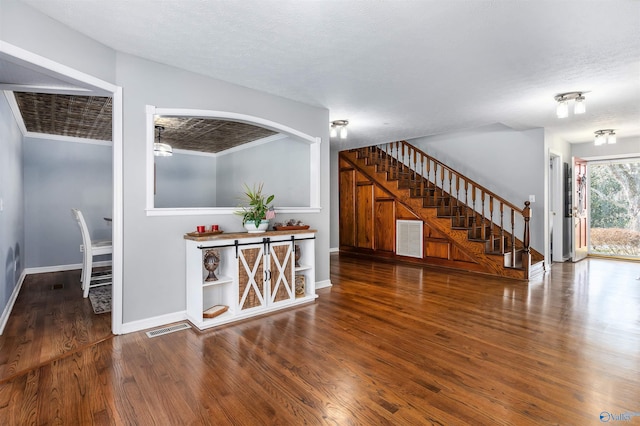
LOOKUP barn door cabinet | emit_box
[185,230,317,330]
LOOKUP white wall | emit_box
[0,92,24,317]
[116,53,329,324]
[23,137,112,267]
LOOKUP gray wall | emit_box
[216,136,310,207]
[117,53,329,324]
[154,153,217,208]
[329,147,340,249]
[571,136,640,160]
[0,0,116,84]
[410,124,546,252]
[0,93,24,316]
[156,136,310,209]
[23,137,112,267]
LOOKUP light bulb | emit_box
[339,126,348,139]
[607,132,616,144]
[330,126,337,138]
[574,95,586,114]
[556,99,569,118]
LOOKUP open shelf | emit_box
[202,276,233,287]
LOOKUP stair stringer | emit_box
[340,150,529,280]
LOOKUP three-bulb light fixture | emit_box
[330,120,349,139]
[594,129,616,146]
[554,91,586,118]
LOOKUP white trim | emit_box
[0,41,115,95]
[165,134,286,158]
[145,206,321,217]
[0,271,26,335]
[145,105,323,215]
[24,131,113,146]
[23,261,111,275]
[0,41,123,336]
[3,91,27,134]
[215,134,287,156]
[329,247,339,253]
[310,137,322,208]
[152,107,317,144]
[119,311,188,335]
[315,279,332,289]
[111,87,124,335]
[0,83,94,95]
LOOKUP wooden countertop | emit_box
[183,229,317,242]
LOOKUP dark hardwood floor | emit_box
[0,255,638,424]
[0,269,111,382]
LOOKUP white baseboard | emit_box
[0,270,27,335]
[119,311,188,335]
[24,261,112,275]
[329,247,339,253]
[315,279,332,289]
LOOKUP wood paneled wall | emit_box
[339,156,477,269]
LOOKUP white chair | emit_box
[71,208,112,298]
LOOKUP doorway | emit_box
[589,158,640,258]
[572,157,589,262]
[0,42,123,334]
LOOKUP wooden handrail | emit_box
[389,140,523,214]
[364,141,532,263]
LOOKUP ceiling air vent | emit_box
[396,220,423,258]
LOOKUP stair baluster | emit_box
[342,142,544,279]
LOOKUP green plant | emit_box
[235,183,275,227]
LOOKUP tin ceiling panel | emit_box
[154,116,278,154]
[14,92,112,140]
[13,92,277,152]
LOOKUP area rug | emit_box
[89,285,112,314]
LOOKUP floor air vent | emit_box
[396,220,423,258]
[146,323,191,338]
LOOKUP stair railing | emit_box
[361,141,532,272]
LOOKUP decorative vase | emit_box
[294,244,301,267]
[244,220,269,233]
[203,249,220,281]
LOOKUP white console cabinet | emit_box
[185,230,317,330]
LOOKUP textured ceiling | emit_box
[14,92,112,140]
[12,92,277,152]
[154,116,277,154]
[10,1,640,146]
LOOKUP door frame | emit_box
[0,41,124,334]
[571,156,589,262]
[549,151,564,263]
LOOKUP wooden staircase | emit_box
[339,141,545,281]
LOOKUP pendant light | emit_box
[153,125,173,157]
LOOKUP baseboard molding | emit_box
[0,270,27,335]
[23,261,112,275]
[315,279,332,289]
[120,311,188,335]
[329,247,339,253]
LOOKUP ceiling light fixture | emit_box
[594,129,616,146]
[153,125,173,157]
[554,91,587,118]
[330,120,349,139]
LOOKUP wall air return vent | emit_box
[396,220,423,258]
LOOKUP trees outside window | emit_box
[590,160,640,257]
